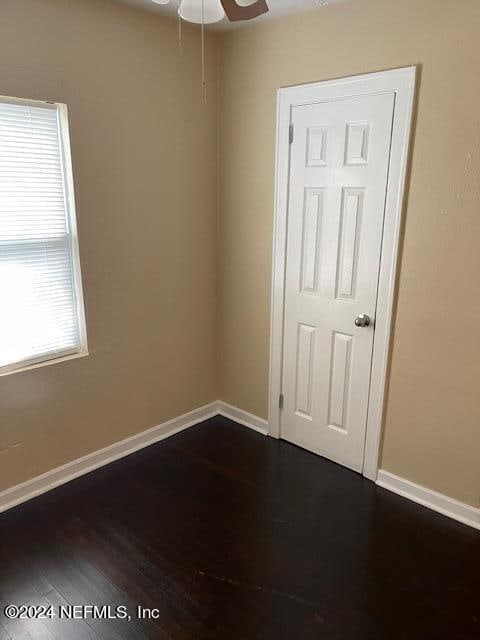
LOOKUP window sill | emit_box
[0,349,89,377]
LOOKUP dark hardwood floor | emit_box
[0,416,479,639]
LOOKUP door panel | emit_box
[281,92,395,472]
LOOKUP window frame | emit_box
[0,95,88,376]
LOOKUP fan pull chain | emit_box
[201,0,207,103]
[177,0,183,52]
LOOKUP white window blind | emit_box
[0,97,87,374]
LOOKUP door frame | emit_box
[268,67,416,481]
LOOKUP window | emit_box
[0,96,87,375]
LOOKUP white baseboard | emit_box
[3,405,478,534]
[0,401,268,516]
[216,401,269,436]
[0,402,218,515]
[377,470,480,531]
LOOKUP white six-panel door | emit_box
[281,92,395,472]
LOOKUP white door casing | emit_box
[269,68,416,480]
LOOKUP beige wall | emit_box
[0,0,219,491]
[218,0,480,507]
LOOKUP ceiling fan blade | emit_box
[220,0,269,22]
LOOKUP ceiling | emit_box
[114,0,343,31]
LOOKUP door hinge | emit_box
[279,394,284,410]
[289,124,294,144]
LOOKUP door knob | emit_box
[355,314,371,328]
